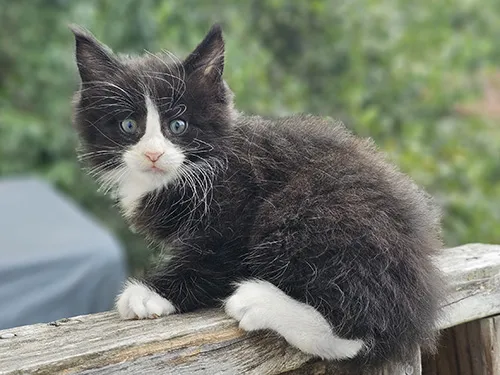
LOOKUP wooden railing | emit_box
[1,243,499,375]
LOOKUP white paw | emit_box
[324,337,365,360]
[224,279,365,360]
[115,279,176,319]
[224,280,276,331]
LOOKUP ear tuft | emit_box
[68,23,94,42]
[69,24,120,83]
[184,24,225,81]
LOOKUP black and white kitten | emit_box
[70,24,444,367]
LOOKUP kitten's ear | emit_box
[69,24,121,83]
[183,24,225,81]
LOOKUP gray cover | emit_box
[0,176,127,329]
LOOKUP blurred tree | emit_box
[249,0,500,246]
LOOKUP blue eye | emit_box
[169,119,188,135]
[120,118,137,134]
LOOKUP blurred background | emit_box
[0,0,499,326]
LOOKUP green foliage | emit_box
[1,0,498,274]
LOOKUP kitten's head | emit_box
[71,24,234,214]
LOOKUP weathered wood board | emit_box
[422,315,500,375]
[0,243,499,375]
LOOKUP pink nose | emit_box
[144,151,163,162]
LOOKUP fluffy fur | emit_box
[70,23,445,368]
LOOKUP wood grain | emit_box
[422,315,500,375]
[435,243,500,329]
[0,243,499,375]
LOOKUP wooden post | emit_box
[422,315,500,375]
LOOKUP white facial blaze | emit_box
[142,96,165,150]
[117,94,186,218]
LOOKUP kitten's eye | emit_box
[169,119,188,135]
[120,118,137,134]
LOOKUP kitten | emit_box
[70,24,445,368]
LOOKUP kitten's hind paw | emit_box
[115,279,176,320]
[224,279,365,360]
[224,280,272,331]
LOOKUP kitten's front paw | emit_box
[116,279,176,320]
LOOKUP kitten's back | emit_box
[235,113,444,364]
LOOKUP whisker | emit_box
[77,149,121,161]
[85,119,126,148]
